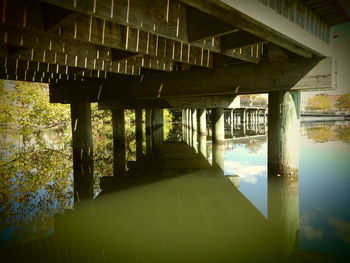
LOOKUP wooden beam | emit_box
[0,44,140,75]
[0,57,122,80]
[180,0,314,58]
[49,57,335,103]
[98,95,237,109]
[186,5,237,42]
[221,31,265,50]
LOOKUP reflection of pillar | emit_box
[212,143,225,174]
[268,91,300,176]
[135,109,143,161]
[112,109,126,176]
[192,108,197,131]
[211,108,225,143]
[198,108,207,135]
[268,175,299,258]
[199,134,207,158]
[70,101,94,201]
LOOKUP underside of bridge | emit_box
[1,0,349,201]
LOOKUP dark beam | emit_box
[49,57,335,103]
[221,31,265,50]
[186,5,237,42]
[98,95,237,109]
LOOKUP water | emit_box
[1,121,349,262]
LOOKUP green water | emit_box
[1,121,349,262]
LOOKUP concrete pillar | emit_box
[145,109,152,155]
[135,109,143,161]
[145,109,152,135]
[198,108,207,135]
[151,109,163,152]
[112,109,126,176]
[230,109,234,125]
[192,125,198,152]
[70,101,94,201]
[240,108,246,123]
[192,108,197,131]
[268,91,300,176]
[199,134,207,158]
[187,108,191,129]
[211,108,225,143]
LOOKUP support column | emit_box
[192,108,197,131]
[211,108,225,143]
[240,108,246,123]
[70,101,94,201]
[135,109,143,161]
[112,109,126,176]
[230,109,234,125]
[198,108,207,135]
[263,109,267,123]
[145,109,152,154]
[151,109,163,152]
[268,91,300,176]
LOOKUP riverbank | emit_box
[301,113,350,122]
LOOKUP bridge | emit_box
[0,0,349,201]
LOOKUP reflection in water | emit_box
[304,121,350,143]
[1,121,350,262]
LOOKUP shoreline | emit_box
[301,113,350,122]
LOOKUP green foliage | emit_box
[335,127,350,144]
[305,125,350,144]
[0,80,70,129]
[305,126,333,143]
[306,94,332,112]
[336,93,350,110]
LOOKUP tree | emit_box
[306,94,332,112]
[336,93,350,110]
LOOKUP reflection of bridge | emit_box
[5,138,299,262]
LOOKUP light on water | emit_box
[1,121,350,262]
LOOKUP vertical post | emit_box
[145,109,152,154]
[198,108,207,135]
[268,91,300,176]
[230,109,234,125]
[112,109,126,176]
[70,101,94,201]
[240,108,246,123]
[135,109,143,161]
[211,108,225,143]
[192,108,197,131]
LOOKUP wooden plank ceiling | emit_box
[0,0,344,89]
[0,0,268,84]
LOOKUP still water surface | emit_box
[1,121,349,262]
